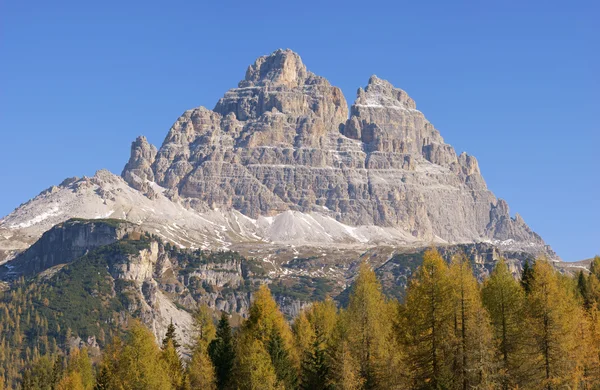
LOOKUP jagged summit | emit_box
[355,75,417,110]
[239,48,313,88]
[214,49,347,125]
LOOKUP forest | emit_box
[4,249,600,390]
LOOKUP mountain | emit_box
[0,49,554,265]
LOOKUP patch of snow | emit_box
[9,205,61,229]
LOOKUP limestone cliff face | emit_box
[0,219,138,279]
[122,49,546,249]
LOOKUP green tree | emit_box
[163,320,181,350]
[64,348,94,390]
[209,313,236,390]
[294,299,337,390]
[188,344,217,390]
[268,328,297,389]
[577,270,591,309]
[521,260,535,294]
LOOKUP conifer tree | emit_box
[448,253,494,390]
[163,339,185,390]
[56,371,84,390]
[194,305,217,345]
[344,261,406,389]
[268,328,298,389]
[520,260,535,294]
[102,320,171,390]
[163,320,181,350]
[93,365,111,390]
[65,348,94,390]
[482,259,527,389]
[404,249,455,389]
[578,270,591,309]
[188,305,217,390]
[294,298,337,390]
[208,312,235,390]
[237,284,299,388]
[590,256,600,279]
[187,344,217,390]
[235,336,279,390]
[327,320,363,390]
[526,259,581,389]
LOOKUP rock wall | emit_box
[122,49,547,250]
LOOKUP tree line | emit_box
[11,251,600,390]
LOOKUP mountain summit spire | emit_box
[240,49,311,88]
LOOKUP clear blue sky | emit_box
[1,0,598,261]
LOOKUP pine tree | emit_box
[194,305,216,346]
[267,328,297,389]
[208,312,235,390]
[295,298,337,390]
[404,248,455,389]
[65,348,94,390]
[163,320,181,350]
[56,371,85,390]
[482,259,527,389]
[590,256,600,279]
[520,260,535,294]
[578,270,591,309]
[93,365,111,390]
[328,322,364,390]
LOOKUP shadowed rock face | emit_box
[0,219,140,279]
[121,49,548,251]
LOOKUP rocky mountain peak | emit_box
[239,48,311,88]
[122,136,157,192]
[214,49,348,125]
[355,75,417,110]
[0,49,555,265]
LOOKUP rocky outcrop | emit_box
[121,49,548,253]
[0,219,139,279]
[121,136,157,194]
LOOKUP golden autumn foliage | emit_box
[8,249,600,390]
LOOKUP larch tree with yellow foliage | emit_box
[293,298,337,390]
[525,259,582,389]
[188,305,217,390]
[404,249,456,389]
[448,254,494,390]
[342,261,406,389]
[236,285,298,389]
[482,259,527,389]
